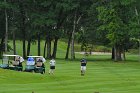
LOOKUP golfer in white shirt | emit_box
[49,58,56,74]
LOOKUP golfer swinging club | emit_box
[80,58,87,76]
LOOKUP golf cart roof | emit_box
[27,56,44,58]
[2,54,24,64]
[27,56,46,63]
[3,54,20,57]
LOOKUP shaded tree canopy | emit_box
[0,0,139,61]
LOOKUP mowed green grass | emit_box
[0,54,140,93]
[1,40,140,93]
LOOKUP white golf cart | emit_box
[24,56,46,74]
[0,54,24,71]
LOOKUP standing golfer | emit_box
[49,58,56,75]
[80,58,87,76]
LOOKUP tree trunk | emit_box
[139,40,140,62]
[52,37,59,58]
[114,46,117,61]
[4,0,8,53]
[13,30,16,55]
[112,47,115,60]
[19,1,26,58]
[71,13,76,60]
[23,39,26,58]
[135,7,140,62]
[47,37,51,58]
[43,39,47,58]
[118,48,122,61]
[0,37,5,58]
[27,39,31,56]
[38,33,41,56]
[89,44,93,55]
[122,48,126,61]
[114,45,122,61]
[65,33,72,59]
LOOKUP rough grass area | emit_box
[0,54,140,93]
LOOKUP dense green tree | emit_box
[0,0,139,60]
[97,0,138,61]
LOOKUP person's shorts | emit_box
[81,66,86,71]
[50,66,55,69]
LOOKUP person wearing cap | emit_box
[80,58,87,76]
[49,58,56,75]
[27,56,35,65]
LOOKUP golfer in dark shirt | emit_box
[80,58,87,76]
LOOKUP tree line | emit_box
[0,0,139,61]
